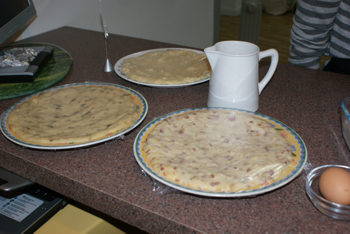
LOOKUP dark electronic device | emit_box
[0,168,66,234]
[0,0,36,44]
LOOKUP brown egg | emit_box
[319,167,350,205]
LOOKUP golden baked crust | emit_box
[139,109,297,193]
[121,49,211,85]
[5,84,144,146]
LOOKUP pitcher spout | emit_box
[204,46,219,69]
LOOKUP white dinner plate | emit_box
[134,107,307,197]
[0,82,148,150]
[114,48,211,88]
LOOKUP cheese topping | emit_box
[121,49,211,85]
[140,109,296,193]
[6,84,143,146]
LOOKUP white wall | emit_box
[20,0,219,49]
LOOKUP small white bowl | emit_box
[305,164,350,220]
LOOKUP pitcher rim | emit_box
[204,40,260,57]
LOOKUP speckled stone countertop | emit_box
[1,27,349,233]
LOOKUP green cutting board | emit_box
[0,42,73,100]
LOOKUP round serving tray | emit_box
[0,42,73,100]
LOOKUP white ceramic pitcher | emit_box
[205,41,278,112]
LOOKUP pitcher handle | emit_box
[258,49,279,94]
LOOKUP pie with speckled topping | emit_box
[139,109,297,193]
[121,49,211,85]
[5,84,144,146]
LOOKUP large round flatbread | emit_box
[139,109,298,193]
[5,84,144,146]
[121,49,211,85]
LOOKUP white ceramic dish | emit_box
[0,82,148,150]
[114,48,210,88]
[134,107,307,197]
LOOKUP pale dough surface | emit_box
[121,49,211,85]
[6,84,143,146]
[140,109,297,193]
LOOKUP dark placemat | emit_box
[0,42,72,100]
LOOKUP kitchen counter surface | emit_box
[1,27,349,233]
